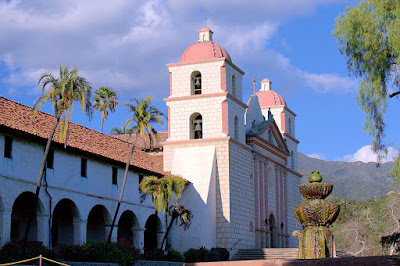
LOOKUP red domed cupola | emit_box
[180,27,232,63]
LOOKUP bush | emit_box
[210,247,229,261]
[0,239,53,263]
[142,248,183,262]
[184,247,213,262]
[54,241,142,265]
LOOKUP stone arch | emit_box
[118,210,140,246]
[268,213,277,248]
[51,198,81,246]
[87,205,111,242]
[144,214,162,250]
[189,112,203,139]
[191,71,202,95]
[11,191,44,241]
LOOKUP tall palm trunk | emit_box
[100,113,105,133]
[161,214,177,250]
[107,141,135,243]
[23,116,60,241]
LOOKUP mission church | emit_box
[0,27,301,254]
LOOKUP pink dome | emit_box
[180,41,232,63]
[254,90,287,108]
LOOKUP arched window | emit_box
[234,116,239,140]
[291,151,295,169]
[191,71,202,95]
[190,113,203,139]
[268,130,273,143]
[232,75,236,96]
[288,117,292,135]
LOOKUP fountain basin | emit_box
[299,183,333,199]
[293,202,340,227]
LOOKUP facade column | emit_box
[263,162,269,248]
[73,219,87,245]
[1,209,12,246]
[37,214,49,247]
[274,167,279,241]
[279,169,284,247]
[258,160,264,248]
[284,171,289,247]
[253,158,260,248]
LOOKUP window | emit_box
[191,71,202,95]
[46,149,54,169]
[268,130,273,143]
[291,151,295,169]
[4,136,12,158]
[232,75,236,96]
[112,167,117,185]
[288,117,292,135]
[81,158,87,177]
[234,116,239,140]
[190,113,203,139]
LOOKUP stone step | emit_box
[231,248,298,261]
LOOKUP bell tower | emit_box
[163,28,255,252]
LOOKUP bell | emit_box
[195,123,202,131]
[195,77,201,86]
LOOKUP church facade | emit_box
[0,27,301,254]
[164,27,301,251]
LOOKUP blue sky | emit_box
[0,0,399,162]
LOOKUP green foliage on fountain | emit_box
[293,170,340,259]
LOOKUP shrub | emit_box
[0,239,53,263]
[54,241,142,265]
[210,247,229,261]
[184,247,213,262]
[142,248,183,262]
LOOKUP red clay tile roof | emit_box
[112,131,167,151]
[0,96,165,175]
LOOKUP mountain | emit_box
[297,152,394,200]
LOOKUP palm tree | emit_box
[24,66,92,241]
[107,97,165,243]
[139,175,188,250]
[110,125,127,135]
[92,87,118,133]
[161,204,192,250]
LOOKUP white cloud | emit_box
[341,145,399,163]
[0,0,351,98]
[303,73,356,94]
[306,153,326,160]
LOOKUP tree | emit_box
[92,87,118,133]
[107,97,165,243]
[110,125,128,135]
[25,66,92,241]
[139,175,188,250]
[332,0,400,187]
[161,203,192,250]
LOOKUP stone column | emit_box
[253,157,260,248]
[258,160,264,248]
[133,227,145,249]
[37,214,49,247]
[73,219,87,245]
[1,209,12,246]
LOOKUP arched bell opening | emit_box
[118,210,140,247]
[11,192,44,241]
[234,116,239,140]
[144,214,162,250]
[189,113,203,139]
[191,71,202,95]
[87,205,111,242]
[51,198,80,246]
[232,74,236,96]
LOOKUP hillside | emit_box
[298,152,394,200]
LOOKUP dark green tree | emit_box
[332,0,400,188]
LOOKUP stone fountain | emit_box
[292,170,340,259]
